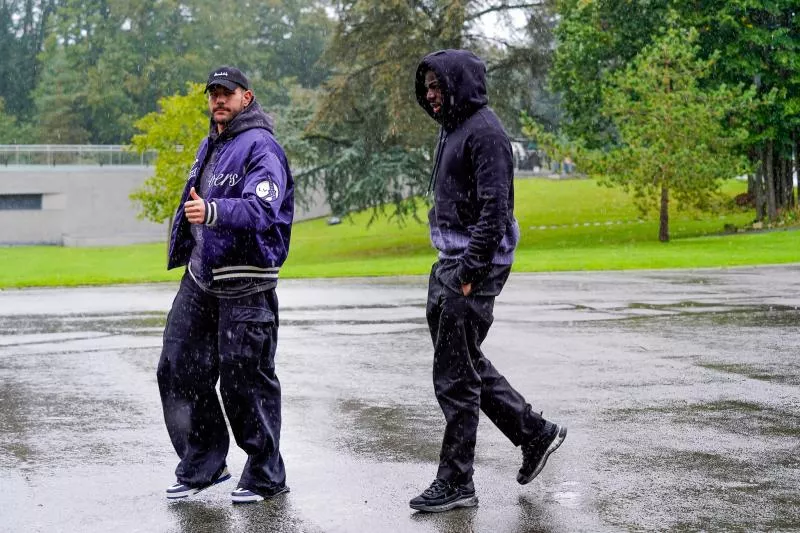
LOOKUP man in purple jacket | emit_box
[409,50,567,513]
[157,66,294,504]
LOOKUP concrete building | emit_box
[0,146,329,246]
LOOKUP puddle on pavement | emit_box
[333,398,440,463]
[295,322,427,336]
[0,312,167,336]
[0,373,146,468]
[622,307,799,384]
[628,300,728,310]
[598,445,800,532]
[698,361,800,385]
[283,302,424,313]
[599,398,800,531]
[607,400,800,438]
[166,497,313,533]
[644,274,720,286]
[542,481,583,509]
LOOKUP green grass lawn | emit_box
[1,178,797,288]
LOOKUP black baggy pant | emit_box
[156,273,285,497]
[427,261,550,484]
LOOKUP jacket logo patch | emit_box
[256,179,280,202]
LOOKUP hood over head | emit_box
[415,49,488,129]
[210,98,274,141]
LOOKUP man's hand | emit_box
[184,187,206,224]
[461,283,472,296]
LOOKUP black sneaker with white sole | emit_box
[231,485,290,504]
[409,479,478,513]
[165,467,231,499]
[517,424,567,485]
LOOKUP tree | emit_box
[305,0,556,220]
[682,0,800,222]
[31,42,91,143]
[0,97,34,144]
[550,0,800,222]
[0,0,59,119]
[129,83,207,224]
[550,0,672,147]
[25,0,332,144]
[584,24,752,242]
[32,0,204,144]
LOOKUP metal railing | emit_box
[0,145,157,166]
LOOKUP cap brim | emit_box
[205,79,241,92]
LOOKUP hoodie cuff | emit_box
[204,200,218,226]
[456,263,479,285]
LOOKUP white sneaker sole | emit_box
[231,493,265,503]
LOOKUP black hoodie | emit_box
[415,49,519,289]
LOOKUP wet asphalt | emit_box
[1,266,799,533]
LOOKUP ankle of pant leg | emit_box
[446,474,473,488]
[522,421,556,447]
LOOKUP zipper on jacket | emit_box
[427,128,446,197]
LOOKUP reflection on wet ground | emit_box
[0,266,799,532]
[335,398,441,463]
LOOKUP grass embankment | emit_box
[1,178,797,288]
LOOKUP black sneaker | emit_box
[231,485,290,504]
[517,424,567,485]
[409,479,478,513]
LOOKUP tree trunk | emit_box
[659,183,669,242]
[787,130,800,209]
[766,141,777,221]
[755,154,765,221]
[795,133,799,208]
[776,152,785,211]
[787,155,792,208]
[779,152,790,210]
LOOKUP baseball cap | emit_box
[205,66,250,92]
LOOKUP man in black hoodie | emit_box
[409,50,567,513]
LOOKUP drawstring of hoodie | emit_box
[427,128,446,196]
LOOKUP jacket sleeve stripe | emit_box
[206,201,217,226]
[213,272,279,281]
[212,265,281,273]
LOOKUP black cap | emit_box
[205,66,250,92]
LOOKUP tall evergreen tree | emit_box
[549,0,800,222]
[306,0,556,219]
[0,0,58,120]
[29,0,333,144]
[587,23,752,242]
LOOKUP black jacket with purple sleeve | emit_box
[415,49,519,291]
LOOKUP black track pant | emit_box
[157,273,285,497]
[427,262,550,484]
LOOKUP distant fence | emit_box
[0,145,157,166]
[0,142,570,175]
